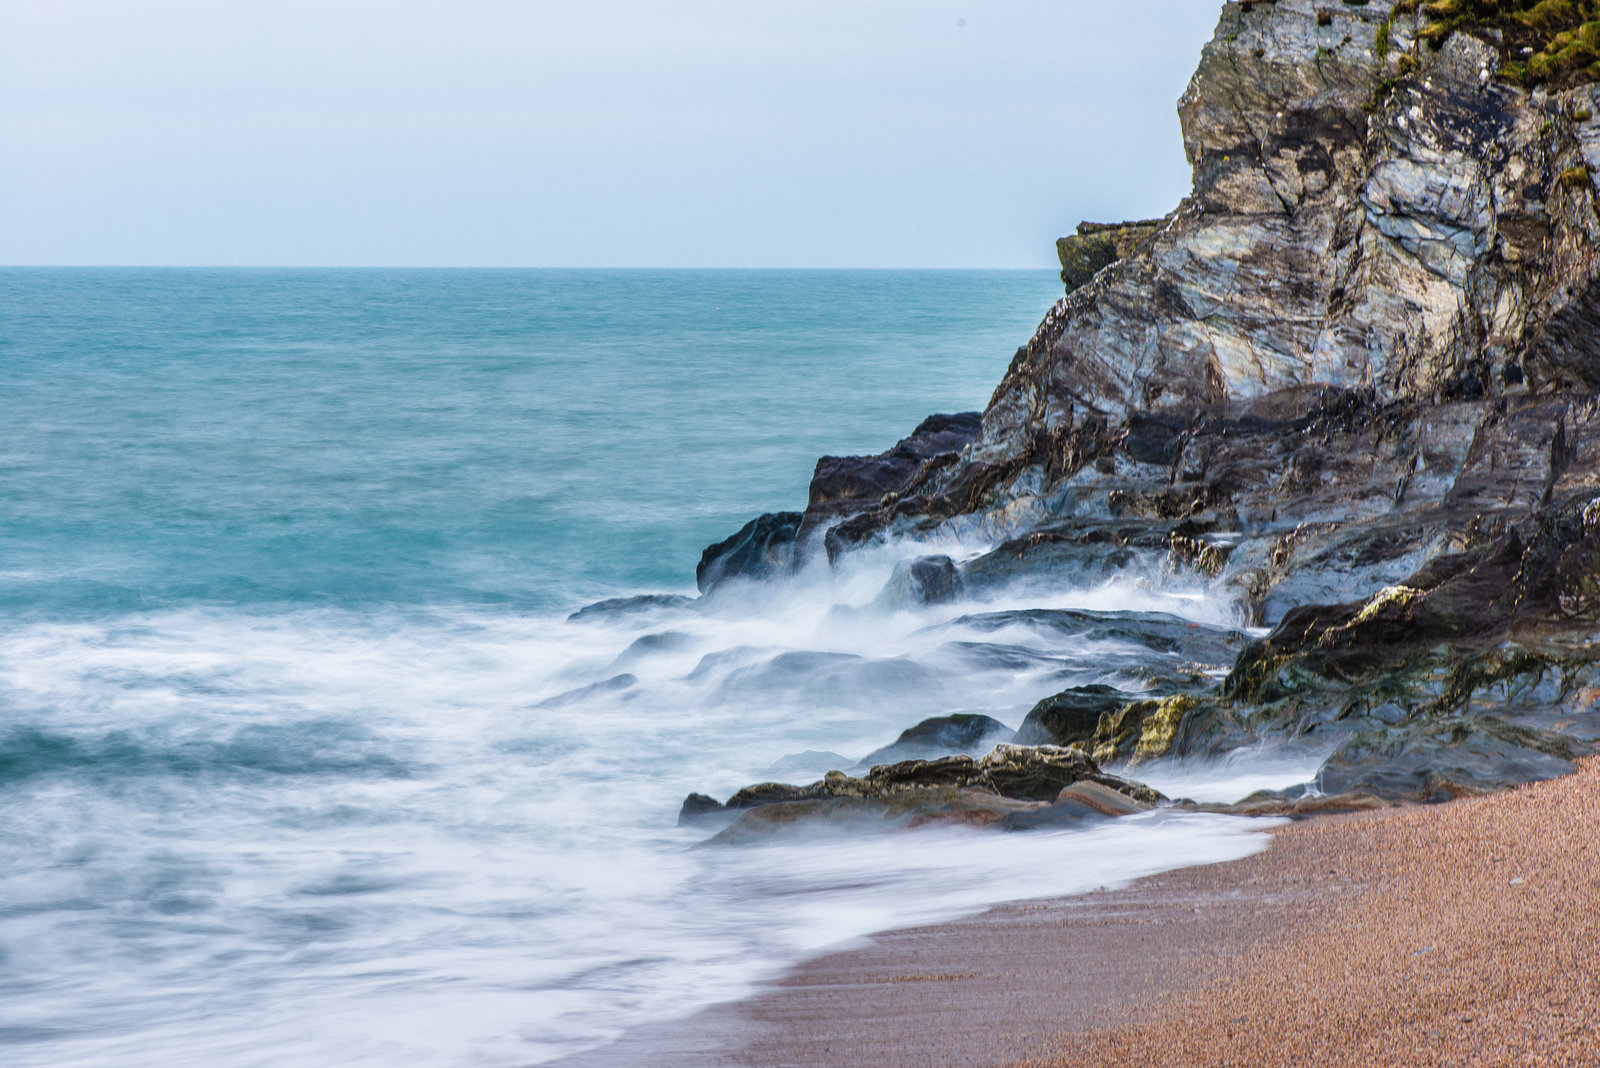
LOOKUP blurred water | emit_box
[0,269,1300,1066]
[0,268,1058,615]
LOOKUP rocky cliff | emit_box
[689,0,1600,829]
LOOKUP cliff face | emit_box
[691,2,1600,818]
[814,1,1600,619]
[982,0,1600,461]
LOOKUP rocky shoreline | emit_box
[650,0,1600,842]
[564,759,1600,1067]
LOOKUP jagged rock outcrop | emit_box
[820,2,1600,548]
[689,1,1600,820]
[800,411,982,560]
[682,744,1163,842]
[855,712,1013,767]
[1056,219,1168,294]
[696,511,802,593]
[1012,684,1129,748]
[873,554,962,606]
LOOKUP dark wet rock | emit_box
[976,746,1126,803]
[692,744,1165,842]
[532,673,637,709]
[783,395,1600,798]
[935,609,1248,676]
[677,792,726,825]
[684,645,767,681]
[1056,779,1155,817]
[761,750,854,781]
[1012,684,1129,748]
[875,554,961,607]
[925,640,1072,675]
[715,649,938,700]
[1174,789,1397,818]
[719,745,1162,811]
[996,780,1153,831]
[956,523,1157,594]
[1127,494,1600,798]
[609,631,698,668]
[1225,494,1600,705]
[856,713,1013,767]
[1313,718,1589,803]
[703,789,1042,845]
[700,750,1163,843]
[1090,695,1201,768]
[993,795,1108,832]
[801,413,982,529]
[696,512,803,594]
[566,594,697,624]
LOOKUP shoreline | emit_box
[563,759,1600,1067]
[556,808,1353,1067]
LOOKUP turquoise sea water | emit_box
[2,268,1061,616]
[0,269,1303,1066]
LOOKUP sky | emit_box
[1,1,1222,268]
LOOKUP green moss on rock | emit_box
[1410,0,1600,88]
[1055,219,1167,295]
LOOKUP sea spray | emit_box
[1,556,1299,1066]
[2,269,1297,1067]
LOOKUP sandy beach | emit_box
[1023,758,1600,1067]
[566,758,1600,1067]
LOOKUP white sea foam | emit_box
[0,547,1308,1066]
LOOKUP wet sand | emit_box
[563,759,1600,1067]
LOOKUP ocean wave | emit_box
[0,721,413,785]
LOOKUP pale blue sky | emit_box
[1,1,1220,267]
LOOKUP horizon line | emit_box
[0,263,1061,272]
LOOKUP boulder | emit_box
[798,412,983,556]
[760,749,854,781]
[566,593,698,623]
[996,780,1153,831]
[1012,684,1129,748]
[856,713,1013,767]
[695,511,803,593]
[685,743,1166,842]
[1313,719,1589,803]
[609,631,698,668]
[875,554,962,607]
[704,789,1040,845]
[677,792,726,825]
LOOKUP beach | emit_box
[570,758,1600,1066]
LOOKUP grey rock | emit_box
[609,631,698,669]
[696,511,803,593]
[566,594,698,623]
[875,554,962,607]
[677,792,725,825]
[856,713,1013,767]
[1013,684,1130,748]
[689,743,1166,843]
[533,673,637,709]
[760,749,855,781]
[1056,219,1169,294]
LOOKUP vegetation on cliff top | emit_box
[1407,0,1600,87]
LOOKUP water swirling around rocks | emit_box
[0,268,1310,1067]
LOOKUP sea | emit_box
[0,268,1318,1066]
